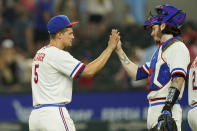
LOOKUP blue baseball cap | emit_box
[144,5,186,29]
[47,15,78,34]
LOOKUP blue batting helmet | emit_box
[144,5,186,29]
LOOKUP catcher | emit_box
[115,5,190,131]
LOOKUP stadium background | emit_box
[0,0,197,131]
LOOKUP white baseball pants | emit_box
[188,105,197,131]
[29,104,76,131]
[147,103,182,131]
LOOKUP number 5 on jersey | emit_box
[34,64,39,84]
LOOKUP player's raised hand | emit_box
[115,40,122,53]
[107,29,120,51]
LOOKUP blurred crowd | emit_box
[0,0,197,93]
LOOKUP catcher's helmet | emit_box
[144,5,186,29]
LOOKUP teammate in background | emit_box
[28,15,120,131]
[188,58,197,130]
[115,5,190,130]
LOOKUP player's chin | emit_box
[67,42,72,47]
[69,42,72,46]
[154,38,160,44]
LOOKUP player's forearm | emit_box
[81,47,113,77]
[162,77,185,113]
[171,77,184,91]
[116,48,138,80]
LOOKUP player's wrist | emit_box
[162,104,171,113]
[106,46,114,53]
[115,48,121,53]
[115,47,123,54]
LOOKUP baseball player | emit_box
[28,15,120,131]
[188,58,197,130]
[115,5,190,131]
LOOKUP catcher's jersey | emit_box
[138,37,190,100]
[31,45,85,106]
[188,57,197,106]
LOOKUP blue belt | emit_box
[33,104,65,110]
[150,101,179,107]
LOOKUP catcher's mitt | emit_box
[157,113,178,131]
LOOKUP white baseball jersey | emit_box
[136,37,190,130]
[188,57,197,106]
[31,45,86,106]
[188,57,197,131]
[138,37,190,102]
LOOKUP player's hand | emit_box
[107,29,120,51]
[157,111,177,131]
[115,40,122,53]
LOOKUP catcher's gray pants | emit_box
[147,103,182,131]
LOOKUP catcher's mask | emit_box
[144,5,186,30]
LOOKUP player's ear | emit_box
[160,23,166,31]
[56,32,63,39]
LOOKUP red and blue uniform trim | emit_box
[149,97,179,106]
[171,68,187,78]
[191,102,197,109]
[70,62,86,79]
[161,37,183,51]
[191,104,197,109]
[59,107,69,131]
[33,104,65,109]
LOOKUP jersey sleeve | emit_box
[49,50,86,79]
[136,62,150,80]
[163,42,190,79]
